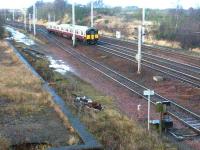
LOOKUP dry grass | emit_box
[191,47,200,53]
[48,72,177,150]
[146,38,181,49]
[0,136,10,150]
[0,41,80,148]
[0,42,50,106]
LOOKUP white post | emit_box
[24,10,27,31]
[29,14,32,32]
[12,9,15,21]
[54,14,55,22]
[91,0,94,27]
[35,6,37,22]
[143,89,154,131]
[147,90,151,131]
[176,0,179,28]
[48,13,51,22]
[72,2,76,47]
[137,25,142,74]
[33,4,36,36]
[142,7,145,43]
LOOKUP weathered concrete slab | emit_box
[153,76,164,82]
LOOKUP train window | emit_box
[61,28,63,30]
[81,31,83,35]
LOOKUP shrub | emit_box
[0,16,5,39]
[104,20,109,24]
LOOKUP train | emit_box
[46,22,99,44]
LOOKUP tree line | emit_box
[155,8,200,48]
[0,11,5,39]
[27,0,104,25]
[1,0,199,49]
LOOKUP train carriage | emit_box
[46,22,99,44]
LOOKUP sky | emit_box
[0,0,199,9]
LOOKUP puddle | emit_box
[47,56,71,75]
[5,26,35,46]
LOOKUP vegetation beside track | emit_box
[0,16,5,39]
[0,41,80,149]
[11,39,178,150]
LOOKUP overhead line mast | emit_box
[29,13,32,32]
[33,3,36,36]
[137,25,142,74]
[72,2,76,47]
[91,0,94,27]
[142,7,145,43]
[24,9,27,31]
[12,9,15,21]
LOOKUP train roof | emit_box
[60,24,89,31]
[47,22,58,25]
[47,22,91,31]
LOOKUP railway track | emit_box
[35,28,200,134]
[101,36,200,63]
[7,24,200,134]
[97,41,200,88]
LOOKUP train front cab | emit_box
[86,28,98,44]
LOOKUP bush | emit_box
[0,16,5,39]
[155,9,200,49]
[104,20,109,24]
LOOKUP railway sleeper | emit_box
[183,118,197,121]
[190,123,200,126]
[185,120,200,124]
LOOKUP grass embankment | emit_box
[0,41,80,149]
[12,40,177,150]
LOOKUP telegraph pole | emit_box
[12,9,15,22]
[4,9,6,21]
[72,2,76,47]
[35,6,37,22]
[24,9,27,31]
[33,4,36,36]
[175,0,180,29]
[29,14,32,32]
[91,0,94,27]
[142,7,145,43]
[48,13,51,22]
[137,25,142,74]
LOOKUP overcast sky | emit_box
[0,0,199,9]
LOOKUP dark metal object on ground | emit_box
[75,96,103,111]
